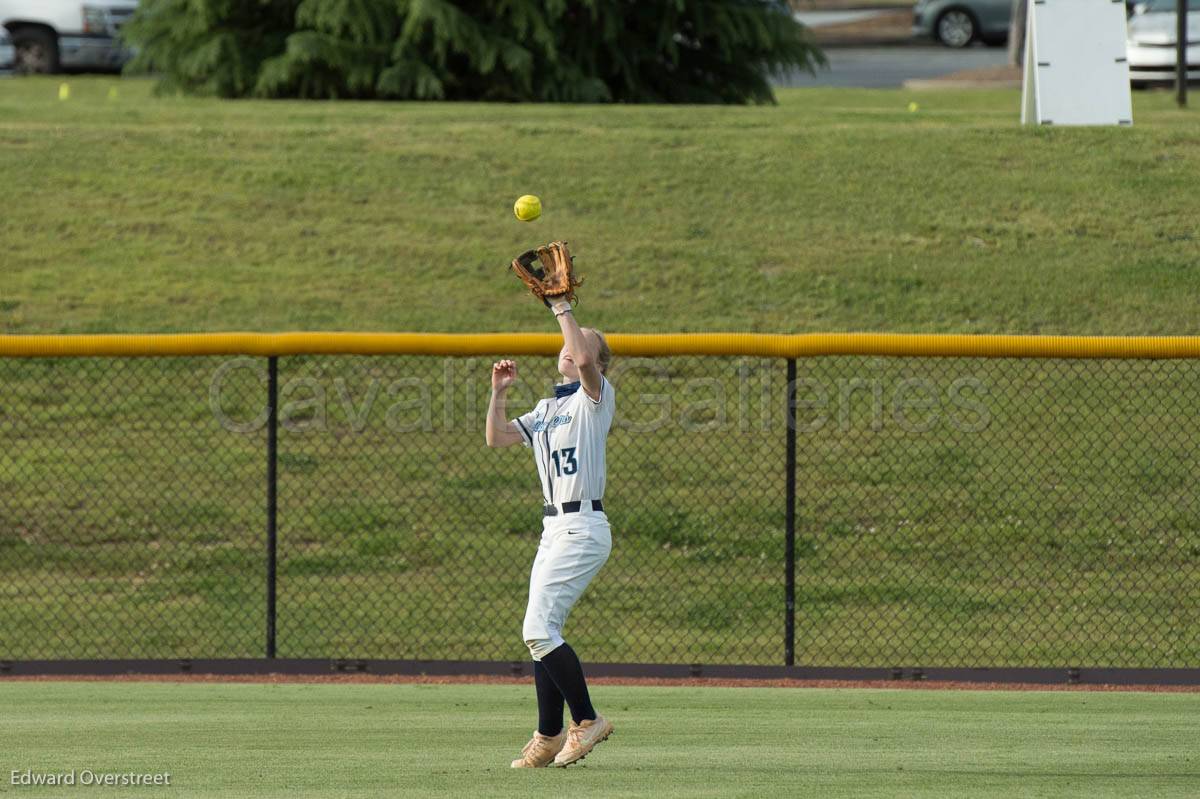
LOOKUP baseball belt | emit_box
[543,500,604,517]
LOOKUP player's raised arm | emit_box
[509,240,603,402]
[486,359,525,448]
[548,300,602,402]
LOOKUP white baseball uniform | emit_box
[512,375,615,660]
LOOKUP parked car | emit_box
[0,1,138,74]
[912,0,1011,48]
[1126,0,1200,88]
[0,27,14,70]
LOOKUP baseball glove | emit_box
[510,241,582,307]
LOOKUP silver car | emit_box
[913,0,1012,48]
[1127,0,1200,87]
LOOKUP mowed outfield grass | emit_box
[0,77,1198,336]
[3,681,1199,799]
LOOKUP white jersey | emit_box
[512,376,615,505]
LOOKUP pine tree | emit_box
[125,0,824,104]
[124,0,300,97]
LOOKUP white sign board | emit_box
[1021,0,1133,126]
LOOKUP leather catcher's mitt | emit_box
[510,241,582,307]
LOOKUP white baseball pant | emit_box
[521,510,612,660]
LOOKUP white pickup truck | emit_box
[0,0,138,74]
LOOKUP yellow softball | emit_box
[514,195,541,222]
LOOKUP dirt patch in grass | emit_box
[792,0,913,10]
[905,65,1023,90]
[940,65,1022,83]
[809,9,915,45]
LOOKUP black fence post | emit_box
[266,356,279,659]
[785,358,797,666]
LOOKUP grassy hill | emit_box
[1,77,1197,336]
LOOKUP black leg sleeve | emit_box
[537,642,596,724]
[534,659,566,736]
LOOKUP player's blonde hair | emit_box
[586,328,613,374]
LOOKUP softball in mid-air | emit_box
[514,195,541,222]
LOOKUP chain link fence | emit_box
[1,348,1198,668]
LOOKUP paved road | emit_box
[777,46,1010,89]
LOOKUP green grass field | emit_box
[1,78,1199,669]
[3,681,1198,798]
[1,77,1197,336]
[2,676,1200,796]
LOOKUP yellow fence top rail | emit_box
[1,332,1200,359]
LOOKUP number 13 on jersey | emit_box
[551,447,578,477]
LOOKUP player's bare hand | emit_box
[492,360,518,391]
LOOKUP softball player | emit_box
[486,300,615,768]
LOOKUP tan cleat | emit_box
[553,714,613,767]
[510,730,567,768]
